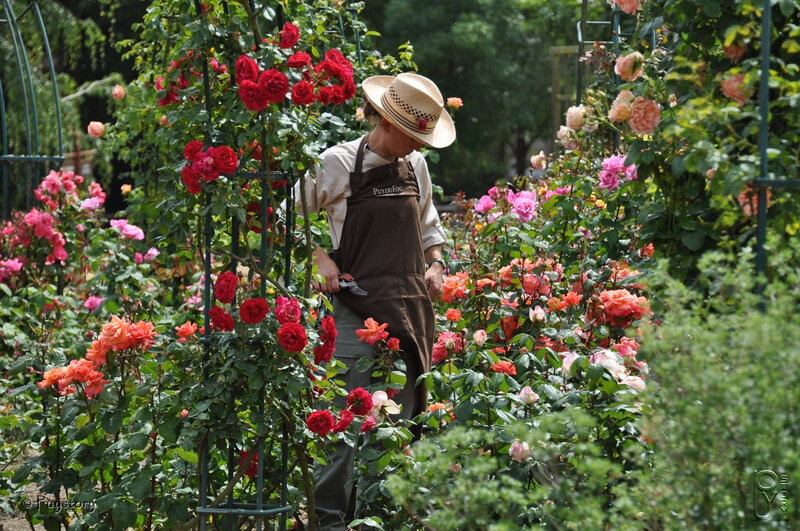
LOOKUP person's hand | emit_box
[425,262,444,300]
[311,248,341,293]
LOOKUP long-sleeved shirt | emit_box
[296,136,447,252]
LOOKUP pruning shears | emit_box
[338,273,368,296]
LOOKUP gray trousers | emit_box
[312,297,420,531]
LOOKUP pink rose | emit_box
[83,296,104,311]
[112,84,125,100]
[143,247,159,262]
[621,375,646,391]
[508,440,531,462]
[87,121,105,138]
[614,52,644,82]
[120,223,145,240]
[472,329,487,347]
[627,97,661,134]
[134,252,143,264]
[80,197,102,211]
[561,351,579,375]
[474,195,496,214]
[512,191,538,222]
[519,386,539,405]
[721,73,752,106]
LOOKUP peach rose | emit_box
[608,0,642,15]
[530,150,547,171]
[721,73,752,106]
[446,97,463,109]
[112,84,126,100]
[87,121,105,138]
[565,105,586,130]
[608,98,632,122]
[614,52,644,82]
[557,125,580,151]
[723,44,746,62]
[627,97,661,134]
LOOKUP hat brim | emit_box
[362,75,456,149]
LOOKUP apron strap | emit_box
[353,135,369,175]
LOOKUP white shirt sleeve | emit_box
[409,152,448,251]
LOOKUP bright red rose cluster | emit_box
[305,387,384,438]
[313,315,337,364]
[208,271,270,331]
[180,140,240,194]
[235,23,356,112]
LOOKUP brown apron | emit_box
[334,136,434,412]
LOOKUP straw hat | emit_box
[362,73,456,149]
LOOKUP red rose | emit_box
[324,49,353,82]
[235,54,259,83]
[360,416,376,433]
[278,322,307,352]
[346,387,373,416]
[313,342,334,365]
[209,306,235,332]
[194,154,220,182]
[306,410,334,436]
[181,164,202,195]
[214,271,238,303]
[239,451,258,478]
[287,51,311,69]
[330,85,346,105]
[240,297,269,324]
[291,81,315,105]
[315,59,341,80]
[211,145,239,174]
[386,337,400,351]
[184,140,204,161]
[316,86,333,105]
[331,409,353,434]
[320,315,337,343]
[278,22,300,49]
[275,297,302,324]
[258,69,289,104]
[341,80,356,102]
[239,79,270,111]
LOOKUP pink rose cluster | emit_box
[473,185,539,223]
[598,154,638,191]
[109,219,145,241]
[180,140,240,195]
[34,169,88,210]
[235,24,356,112]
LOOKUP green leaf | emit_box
[780,0,796,17]
[681,230,706,251]
[178,447,199,464]
[128,474,153,502]
[454,399,474,422]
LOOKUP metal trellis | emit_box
[0,0,65,221]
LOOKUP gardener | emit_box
[299,72,455,530]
